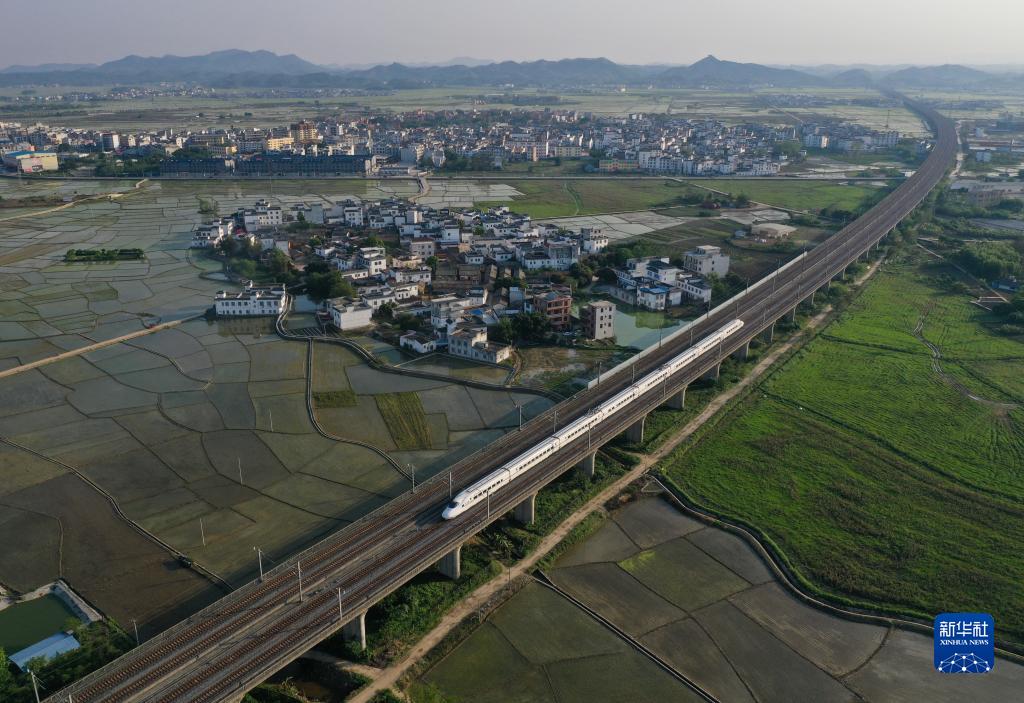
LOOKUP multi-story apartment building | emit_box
[529,291,572,330]
[581,300,616,340]
[682,245,730,277]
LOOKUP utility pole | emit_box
[254,547,264,581]
[448,471,453,499]
[30,670,41,703]
[269,408,273,433]
[410,463,416,492]
[486,488,491,518]
[200,518,206,547]
[552,410,557,434]
[596,361,602,387]
[297,561,303,602]
[517,403,522,430]
[337,587,345,621]
[132,619,139,646]
[238,457,244,486]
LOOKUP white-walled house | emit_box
[191,218,235,248]
[215,282,288,317]
[399,332,437,354]
[447,326,511,364]
[329,299,373,329]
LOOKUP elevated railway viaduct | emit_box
[48,94,956,703]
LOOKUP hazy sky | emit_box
[4,0,1021,68]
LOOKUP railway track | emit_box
[48,94,955,703]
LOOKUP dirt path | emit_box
[409,175,431,203]
[347,266,878,702]
[0,314,199,381]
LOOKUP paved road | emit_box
[47,93,957,703]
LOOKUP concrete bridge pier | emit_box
[731,341,750,361]
[663,387,686,410]
[806,290,816,307]
[513,493,536,525]
[437,544,461,580]
[341,612,367,651]
[577,452,596,479]
[701,363,721,382]
[761,323,774,344]
[786,307,797,323]
[625,416,646,444]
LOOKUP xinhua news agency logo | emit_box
[934,613,994,673]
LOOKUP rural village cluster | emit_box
[203,196,732,362]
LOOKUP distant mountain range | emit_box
[0,62,97,74]
[0,49,1020,90]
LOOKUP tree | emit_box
[735,193,751,208]
[304,260,331,276]
[954,241,1022,280]
[426,256,439,272]
[306,271,355,302]
[568,262,594,289]
[491,316,515,344]
[0,649,17,699]
[374,302,396,320]
[217,237,239,257]
[232,259,257,279]
[265,249,293,280]
[596,266,618,284]
[395,312,425,332]
[513,311,551,342]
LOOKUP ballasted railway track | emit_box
[48,95,955,703]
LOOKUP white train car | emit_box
[442,319,744,519]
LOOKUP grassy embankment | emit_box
[661,249,1024,646]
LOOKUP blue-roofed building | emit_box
[2,150,59,173]
[10,632,80,671]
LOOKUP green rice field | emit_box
[662,252,1024,644]
[480,179,701,219]
[679,178,885,213]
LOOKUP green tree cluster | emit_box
[954,241,1022,280]
[305,270,355,302]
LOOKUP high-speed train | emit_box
[442,319,744,519]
